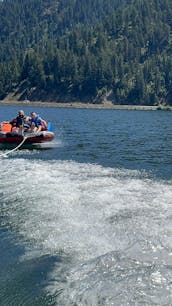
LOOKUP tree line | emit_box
[1,0,172,105]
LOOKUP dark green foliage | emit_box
[0,0,172,104]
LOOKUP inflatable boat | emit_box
[0,122,55,145]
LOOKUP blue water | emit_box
[0,105,172,305]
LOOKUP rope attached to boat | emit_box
[0,136,28,158]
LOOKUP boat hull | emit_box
[0,131,55,145]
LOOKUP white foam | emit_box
[151,271,167,286]
[0,158,172,262]
[1,158,172,303]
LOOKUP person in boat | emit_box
[10,110,31,133]
[30,112,47,133]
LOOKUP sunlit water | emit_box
[0,105,172,305]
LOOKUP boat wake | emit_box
[1,158,172,305]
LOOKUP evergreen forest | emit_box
[1,0,172,105]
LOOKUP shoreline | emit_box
[0,100,158,110]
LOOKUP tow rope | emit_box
[0,135,28,158]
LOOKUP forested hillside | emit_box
[1,0,172,105]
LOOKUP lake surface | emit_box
[0,105,172,305]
